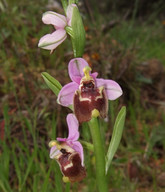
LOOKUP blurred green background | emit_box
[0,0,165,191]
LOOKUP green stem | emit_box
[88,118,108,192]
[61,0,68,14]
[65,182,70,192]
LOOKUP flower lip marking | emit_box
[74,85,108,123]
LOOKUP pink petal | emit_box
[50,146,61,159]
[96,78,123,100]
[91,72,98,79]
[38,29,67,50]
[66,4,77,26]
[42,11,67,29]
[72,141,84,166]
[57,82,79,106]
[57,138,67,142]
[67,114,79,141]
[68,58,89,84]
[57,114,79,142]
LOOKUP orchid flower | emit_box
[38,4,76,52]
[49,113,86,182]
[57,58,123,123]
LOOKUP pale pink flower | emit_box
[38,4,76,52]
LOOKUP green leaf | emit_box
[106,106,126,173]
[41,72,62,96]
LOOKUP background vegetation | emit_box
[0,0,165,191]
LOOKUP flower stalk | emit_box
[88,113,108,192]
[61,0,68,13]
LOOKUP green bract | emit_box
[41,72,62,96]
[69,5,85,57]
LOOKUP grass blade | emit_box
[12,149,22,188]
[20,150,36,191]
[54,161,63,192]
[106,106,126,173]
[0,180,8,192]
[41,165,52,192]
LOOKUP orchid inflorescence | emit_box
[38,1,125,190]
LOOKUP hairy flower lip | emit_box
[74,85,108,123]
[59,151,86,183]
